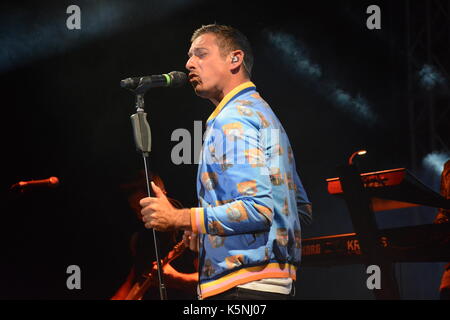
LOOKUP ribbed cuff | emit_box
[190,207,207,234]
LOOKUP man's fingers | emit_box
[141,208,154,223]
[139,196,158,208]
[151,181,166,199]
[142,213,153,223]
[139,188,175,232]
[144,221,154,229]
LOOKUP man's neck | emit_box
[209,77,251,106]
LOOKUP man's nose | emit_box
[185,56,195,71]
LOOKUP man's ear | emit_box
[229,50,244,71]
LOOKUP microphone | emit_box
[120,71,187,92]
[11,177,60,190]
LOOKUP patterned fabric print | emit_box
[264,247,270,260]
[237,180,258,196]
[273,144,284,156]
[282,197,289,216]
[222,122,244,141]
[203,259,216,277]
[252,203,273,221]
[251,92,262,99]
[245,148,265,167]
[216,199,234,206]
[237,105,254,117]
[225,254,245,269]
[208,144,216,160]
[285,172,297,191]
[208,221,225,235]
[214,153,233,171]
[208,234,225,248]
[256,111,270,128]
[201,172,218,190]
[226,201,249,222]
[269,167,284,186]
[276,228,289,247]
[235,99,253,106]
[221,160,233,171]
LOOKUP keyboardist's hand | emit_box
[183,230,199,252]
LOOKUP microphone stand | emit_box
[129,93,167,300]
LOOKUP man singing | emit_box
[140,24,312,300]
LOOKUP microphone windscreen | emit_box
[120,77,139,89]
[169,71,187,88]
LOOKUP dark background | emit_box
[1,0,448,299]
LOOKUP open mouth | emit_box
[189,73,200,83]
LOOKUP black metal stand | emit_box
[129,93,167,300]
[337,164,400,300]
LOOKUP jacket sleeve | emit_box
[294,169,313,225]
[190,111,274,236]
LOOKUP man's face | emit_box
[186,33,230,100]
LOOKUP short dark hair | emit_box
[191,24,254,77]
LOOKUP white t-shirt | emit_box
[237,277,292,295]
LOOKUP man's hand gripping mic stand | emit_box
[129,93,167,300]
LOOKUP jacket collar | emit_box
[206,81,256,123]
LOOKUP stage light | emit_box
[423,151,449,176]
[348,149,367,165]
